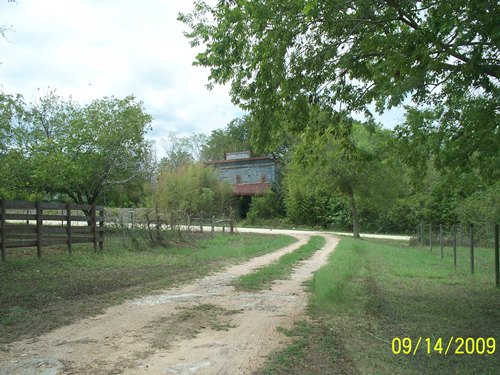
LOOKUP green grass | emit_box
[233,235,326,291]
[0,232,296,346]
[256,237,500,375]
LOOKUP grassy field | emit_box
[0,232,296,347]
[256,237,500,375]
[232,235,326,291]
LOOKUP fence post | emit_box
[91,204,97,252]
[495,224,499,288]
[222,214,225,233]
[66,202,72,254]
[129,209,134,230]
[156,212,161,231]
[1,199,5,261]
[211,215,215,236]
[470,223,474,275]
[453,223,457,268]
[200,212,203,233]
[440,224,443,259]
[429,223,432,251]
[120,216,126,246]
[35,201,42,258]
[230,215,234,234]
[420,222,423,247]
[99,207,104,251]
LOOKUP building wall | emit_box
[215,159,277,185]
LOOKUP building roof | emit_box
[233,182,270,196]
[209,156,275,165]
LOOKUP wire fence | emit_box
[103,207,237,250]
[414,222,499,288]
[104,207,235,233]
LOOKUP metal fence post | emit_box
[420,222,423,247]
[453,223,457,268]
[211,215,215,236]
[495,224,499,288]
[440,224,443,259]
[429,223,432,251]
[459,223,463,247]
[470,223,474,274]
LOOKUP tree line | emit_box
[175,0,499,236]
[1,0,498,236]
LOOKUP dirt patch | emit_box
[0,232,338,374]
[149,304,238,350]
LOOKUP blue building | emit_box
[210,151,278,197]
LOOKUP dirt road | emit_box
[0,232,339,375]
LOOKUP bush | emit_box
[246,189,283,224]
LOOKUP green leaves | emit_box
[396,95,499,182]
[200,116,252,161]
[0,91,152,205]
[156,163,232,217]
[181,0,499,174]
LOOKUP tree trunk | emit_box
[348,187,360,238]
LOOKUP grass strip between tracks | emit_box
[232,235,326,291]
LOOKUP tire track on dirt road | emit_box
[0,232,339,375]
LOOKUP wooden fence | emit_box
[0,199,104,260]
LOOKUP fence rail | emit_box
[0,199,105,260]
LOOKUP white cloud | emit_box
[0,0,241,157]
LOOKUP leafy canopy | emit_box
[201,116,252,161]
[180,0,499,165]
[0,90,153,205]
[182,0,498,113]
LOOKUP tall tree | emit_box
[161,132,199,171]
[0,91,153,206]
[201,116,252,161]
[180,0,499,165]
[286,120,403,236]
[156,162,232,220]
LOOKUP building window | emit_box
[236,175,242,183]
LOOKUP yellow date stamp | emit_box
[391,337,496,355]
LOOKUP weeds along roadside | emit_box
[0,232,296,346]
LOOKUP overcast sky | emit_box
[1,0,403,157]
[0,0,244,156]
